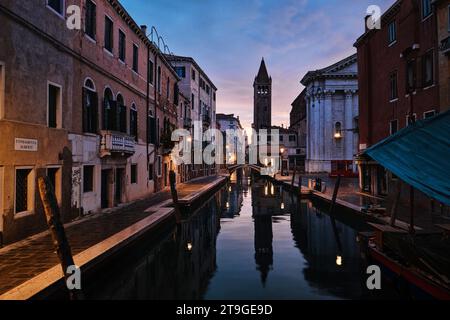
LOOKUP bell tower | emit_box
[253,58,272,130]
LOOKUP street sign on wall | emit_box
[14,138,38,152]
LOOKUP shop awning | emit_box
[364,110,450,206]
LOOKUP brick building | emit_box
[165,54,218,178]
[355,0,440,198]
[0,0,180,245]
[289,89,307,171]
[436,0,450,111]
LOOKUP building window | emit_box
[157,66,161,93]
[148,164,154,181]
[406,60,416,93]
[213,92,216,101]
[175,66,186,78]
[280,135,284,142]
[289,135,296,142]
[132,44,139,73]
[148,60,154,85]
[130,164,137,184]
[206,85,210,95]
[388,21,396,45]
[85,0,96,40]
[119,30,126,62]
[334,122,342,139]
[130,104,138,141]
[192,69,196,81]
[389,119,398,135]
[103,88,116,131]
[104,16,114,53]
[166,77,170,99]
[0,63,4,120]
[389,72,398,100]
[424,110,436,119]
[83,166,94,193]
[406,113,417,126]
[48,83,61,128]
[191,94,195,110]
[422,50,434,88]
[47,0,64,16]
[148,114,156,144]
[448,5,450,31]
[422,0,432,19]
[15,168,34,214]
[83,79,98,134]
[47,167,61,203]
[117,94,127,133]
[156,156,162,177]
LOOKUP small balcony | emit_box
[100,131,136,157]
[440,36,450,55]
[183,117,192,129]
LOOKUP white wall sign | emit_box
[15,138,38,152]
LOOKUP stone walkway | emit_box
[0,175,221,296]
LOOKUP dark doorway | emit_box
[115,168,124,206]
[101,169,111,209]
[164,163,168,187]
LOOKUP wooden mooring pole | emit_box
[329,175,342,216]
[169,170,182,222]
[390,180,402,227]
[38,177,83,300]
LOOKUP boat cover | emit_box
[364,110,450,206]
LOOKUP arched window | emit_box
[130,103,138,141]
[103,88,115,131]
[83,79,98,133]
[334,122,342,139]
[116,94,127,133]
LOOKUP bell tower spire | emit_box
[253,58,272,130]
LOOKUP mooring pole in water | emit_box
[169,170,182,222]
[38,177,83,300]
[390,180,402,227]
[291,166,297,187]
[329,175,342,216]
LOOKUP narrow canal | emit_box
[83,171,401,300]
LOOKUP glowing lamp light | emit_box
[270,185,275,195]
[187,242,193,251]
[187,136,192,143]
[226,202,230,209]
[264,186,269,196]
[334,132,342,139]
[229,186,232,192]
[281,202,285,210]
[280,148,285,154]
[336,255,343,266]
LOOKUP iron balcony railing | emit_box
[100,131,136,157]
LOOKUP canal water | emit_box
[84,172,400,300]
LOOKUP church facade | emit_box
[301,54,359,175]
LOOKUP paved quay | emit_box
[0,175,225,299]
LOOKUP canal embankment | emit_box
[0,175,227,300]
[260,170,427,232]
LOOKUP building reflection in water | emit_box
[82,193,222,300]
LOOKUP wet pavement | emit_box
[0,175,221,296]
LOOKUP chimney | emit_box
[140,25,148,35]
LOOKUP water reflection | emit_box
[84,171,396,300]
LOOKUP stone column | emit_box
[344,90,354,161]
[323,90,333,172]
[305,95,310,172]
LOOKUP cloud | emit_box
[123,0,396,129]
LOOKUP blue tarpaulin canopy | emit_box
[364,110,450,206]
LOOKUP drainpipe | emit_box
[143,26,150,188]
[154,52,159,192]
